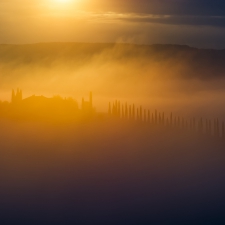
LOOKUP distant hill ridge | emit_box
[0,42,224,61]
[0,42,225,79]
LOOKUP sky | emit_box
[0,0,225,48]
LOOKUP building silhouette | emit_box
[11,88,22,104]
[0,89,95,121]
[82,92,94,114]
[2,89,225,139]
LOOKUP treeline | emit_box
[109,100,225,139]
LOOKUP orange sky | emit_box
[0,0,225,48]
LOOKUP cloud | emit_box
[87,12,225,28]
[87,0,225,16]
[0,0,225,48]
[1,0,225,16]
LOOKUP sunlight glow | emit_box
[56,0,71,3]
[47,0,81,14]
[49,0,84,9]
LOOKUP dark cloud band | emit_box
[118,15,225,28]
[92,0,225,16]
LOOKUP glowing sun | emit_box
[56,0,71,3]
[49,0,82,11]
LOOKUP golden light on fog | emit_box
[49,0,84,10]
[51,0,75,7]
[56,0,71,3]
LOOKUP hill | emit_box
[0,42,225,79]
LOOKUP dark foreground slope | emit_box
[1,118,225,225]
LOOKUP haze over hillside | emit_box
[1,43,225,78]
[1,43,225,117]
[1,0,225,224]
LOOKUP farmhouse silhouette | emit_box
[0,89,225,139]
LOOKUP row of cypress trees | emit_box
[108,100,225,138]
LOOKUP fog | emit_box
[1,43,225,224]
[1,118,225,224]
[0,43,225,117]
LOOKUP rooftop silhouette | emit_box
[1,89,225,140]
[0,89,95,122]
